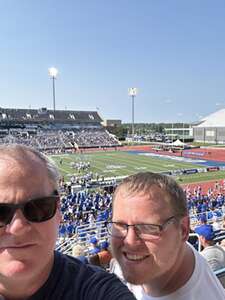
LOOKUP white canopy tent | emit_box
[171,139,187,147]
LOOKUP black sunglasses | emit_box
[0,191,59,228]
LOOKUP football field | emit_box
[51,150,225,185]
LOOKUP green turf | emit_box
[176,170,225,184]
[50,150,225,184]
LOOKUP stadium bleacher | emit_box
[0,107,120,150]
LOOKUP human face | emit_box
[111,185,188,285]
[0,155,61,282]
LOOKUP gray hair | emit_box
[113,172,188,217]
[0,144,60,190]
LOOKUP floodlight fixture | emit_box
[48,67,58,78]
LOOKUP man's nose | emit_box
[5,209,31,235]
[123,225,142,245]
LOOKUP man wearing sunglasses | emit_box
[109,172,225,300]
[0,144,135,300]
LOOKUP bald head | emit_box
[0,144,60,191]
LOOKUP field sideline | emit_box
[50,149,225,185]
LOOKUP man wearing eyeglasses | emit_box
[109,172,225,299]
[0,144,136,300]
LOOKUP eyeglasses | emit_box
[106,216,178,240]
[0,191,59,228]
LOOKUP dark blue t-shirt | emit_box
[29,251,135,300]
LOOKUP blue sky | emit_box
[1,0,225,123]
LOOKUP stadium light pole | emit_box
[128,88,138,140]
[171,122,174,142]
[164,99,173,142]
[183,122,185,145]
[48,67,58,112]
[177,112,184,147]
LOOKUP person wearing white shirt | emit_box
[108,172,225,300]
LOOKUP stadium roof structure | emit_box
[0,107,103,123]
[195,108,225,127]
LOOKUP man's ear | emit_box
[180,216,190,242]
[199,235,206,246]
[56,200,62,223]
[57,198,61,210]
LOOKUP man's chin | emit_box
[1,260,31,278]
[123,271,147,285]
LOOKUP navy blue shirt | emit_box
[29,251,135,300]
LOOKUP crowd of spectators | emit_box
[184,181,225,225]
[68,128,119,147]
[57,189,112,247]
[0,127,120,150]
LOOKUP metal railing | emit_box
[56,220,108,255]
